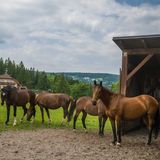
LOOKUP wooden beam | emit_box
[121,52,128,95]
[127,54,153,81]
[119,68,122,94]
[141,39,148,48]
[125,48,160,55]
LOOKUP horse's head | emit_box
[1,85,12,105]
[1,85,16,105]
[92,80,103,105]
[1,91,6,105]
[27,106,35,121]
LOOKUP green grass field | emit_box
[0,102,111,133]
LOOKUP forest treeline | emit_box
[0,58,119,98]
[0,58,93,98]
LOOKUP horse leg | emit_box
[109,117,117,145]
[116,116,121,146]
[82,111,87,132]
[40,106,44,124]
[61,108,68,125]
[13,106,17,126]
[5,104,10,125]
[31,106,36,123]
[20,106,27,123]
[147,115,154,145]
[101,116,108,136]
[45,108,51,125]
[73,111,80,130]
[98,116,103,136]
[143,116,148,127]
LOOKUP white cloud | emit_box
[0,0,160,74]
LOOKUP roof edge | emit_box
[113,34,160,41]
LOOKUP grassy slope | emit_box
[0,103,111,133]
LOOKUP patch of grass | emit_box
[0,102,111,133]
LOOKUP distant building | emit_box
[0,73,21,89]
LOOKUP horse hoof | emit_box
[84,129,88,133]
[48,120,51,125]
[13,123,17,127]
[99,133,104,137]
[154,134,158,139]
[147,142,151,145]
[73,129,76,132]
[116,142,121,147]
[110,142,115,146]
[31,120,34,124]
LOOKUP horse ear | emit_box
[100,81,102,86]
[94,80,97,85]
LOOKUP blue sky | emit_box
[0,0,160,74]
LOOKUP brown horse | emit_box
[27,92,76,124]
[1,85,36,126]
[73,96,107,136]
[92,81,160,145]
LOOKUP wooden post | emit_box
[119,68,122,94]
[121,52,128,96]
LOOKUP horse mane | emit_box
[100,85,118,108]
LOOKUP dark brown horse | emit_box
[1,85,36,126]
[27,92,75,124]
[73,96,107,136]
[92,81,160,145]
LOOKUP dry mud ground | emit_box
[0,128,160,160]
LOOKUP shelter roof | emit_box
[113,34,160,51]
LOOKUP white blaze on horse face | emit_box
[92,86,101,101]
[13,117,17,126]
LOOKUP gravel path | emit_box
[0,128,160,160]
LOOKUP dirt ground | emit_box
[0,128,160,160]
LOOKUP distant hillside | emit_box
[57,72,119,88]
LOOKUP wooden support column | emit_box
[119,68,122,94]
[121,52,128,96]
[127,54,153,81]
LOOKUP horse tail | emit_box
[67,96,76,122]
[28,90,36,107]
[28,90,37,117]
[154,104,160,139]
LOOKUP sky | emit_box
[0,0,160,74]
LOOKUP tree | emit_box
[111,81,119,93]
[37,71,50,90]
[70,82,92,99]
[0,58,5,74]
[53,74,70,94]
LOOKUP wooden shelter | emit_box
[0,73,21,89]
[113,34,160,132]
